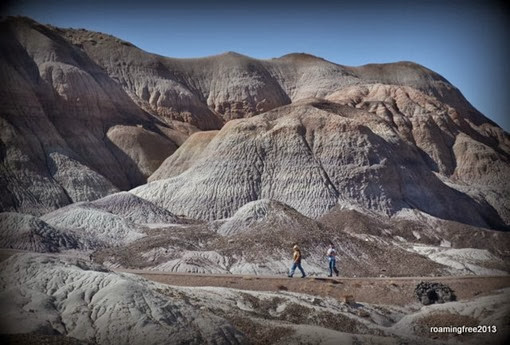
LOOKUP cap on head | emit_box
[293,245,299,250]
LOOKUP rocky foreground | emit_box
[0,254,509,345]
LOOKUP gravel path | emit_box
[118,268,510,306]
[2,250,508,306]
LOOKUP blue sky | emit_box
[4,0,509,130]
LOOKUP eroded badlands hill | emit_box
[0,17,187,215]
[134,99,509,230]
[2,16,508,221]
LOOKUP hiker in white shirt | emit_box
[327,243,339,277]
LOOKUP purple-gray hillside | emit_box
[1,17,508,229]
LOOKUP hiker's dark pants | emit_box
[329,257,339,276]
[289,262,306,277]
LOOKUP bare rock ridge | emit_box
[1,16,509,230]
[59,25,491,129]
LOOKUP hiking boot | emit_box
[327,275,332,277]
[301,275,306,278]
[288,275,293,278]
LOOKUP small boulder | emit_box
[415,281,456,305]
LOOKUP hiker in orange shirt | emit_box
[288,244,306,278]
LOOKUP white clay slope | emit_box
[41,203,145,248]
[0,254,245,345]
[90,191,180,225]
[0,212,78,252]
[133,100,506,231]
